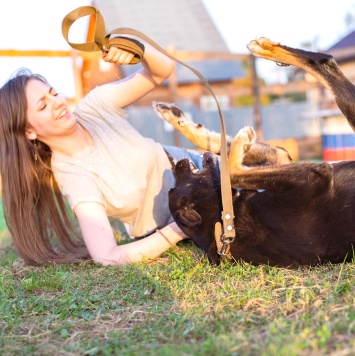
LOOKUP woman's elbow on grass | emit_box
[91,245,146,266]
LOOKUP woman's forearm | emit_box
[140,43,175,85]
[103,222,185,265]
[99,42,175,108]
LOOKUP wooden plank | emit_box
[0,49,71,57]
[0,49,102,60]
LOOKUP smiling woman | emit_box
[0,38,201,266]
[24,80,81,153]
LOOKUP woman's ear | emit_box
[25,128,37,140]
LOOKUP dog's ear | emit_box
[176,208,202,227]
[207,240,221,266]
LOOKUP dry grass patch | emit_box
[1,240,355,355]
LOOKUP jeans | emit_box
[162,145,206,171]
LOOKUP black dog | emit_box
[168,38,355,268]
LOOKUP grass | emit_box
[1,223,355,354]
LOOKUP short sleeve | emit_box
[54,170,105,210]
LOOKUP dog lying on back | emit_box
[154,37,355,268]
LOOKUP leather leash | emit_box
[62,6,236,254]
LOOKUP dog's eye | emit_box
[179,196,191,206]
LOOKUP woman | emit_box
[0,42,202,266]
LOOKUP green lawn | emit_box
[1,237,355,355]
[1,201,355,354]
[0,202,11,246]
[0,202,7,232]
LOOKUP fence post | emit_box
[250,54,263,140]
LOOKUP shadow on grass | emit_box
[1,239,355,355]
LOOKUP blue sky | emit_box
[1,0,355,95]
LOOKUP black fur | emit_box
[169,152,355,268]
[169,45,355,268]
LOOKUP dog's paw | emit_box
[242,125,257,144]
[153,102,190,127]
[247,38,291,67]
[234,126,256,150]
[228,126,256,171]
[247,37,280,55]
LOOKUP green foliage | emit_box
[0,203,7,231]
[1,239,355,355]
[269,92,307,103]
[234,94,271,107]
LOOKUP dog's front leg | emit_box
[247,37,355,131]
[153,102,232,154]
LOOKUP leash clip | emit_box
[215,221,234,259]
[218,234,234,256]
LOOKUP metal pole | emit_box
[250,54,263,140]
[167,46,181,147]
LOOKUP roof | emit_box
[327,30,355,51]
[176,60,245,83]
[93,0,229,52]
[122,59,245,84]
[92,0,245,83]
[325,29,355,63]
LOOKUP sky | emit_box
[202,0,355,83]
[1,0,355,96]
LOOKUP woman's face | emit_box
[25,79,77,144]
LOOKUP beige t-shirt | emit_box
[51,87,175,238]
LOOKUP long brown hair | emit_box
[0,68,90,265]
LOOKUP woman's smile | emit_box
[56,109,69,120]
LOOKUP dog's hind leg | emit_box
[229,125,333,195]
[247,37,355,131]
[153,102,232,153]
[228,126,292,171]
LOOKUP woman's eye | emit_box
[40,104,47,111]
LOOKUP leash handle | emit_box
[62,6,106,52]
[62,6,236,240]
[62,6,144,64]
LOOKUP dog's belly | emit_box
[232,189,355,267]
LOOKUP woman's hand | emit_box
[102,47,135,66]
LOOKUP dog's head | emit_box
[169,152,222,265]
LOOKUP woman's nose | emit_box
[46,93,64,108]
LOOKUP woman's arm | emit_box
[99,42,175,108]
[74,202,185,265]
